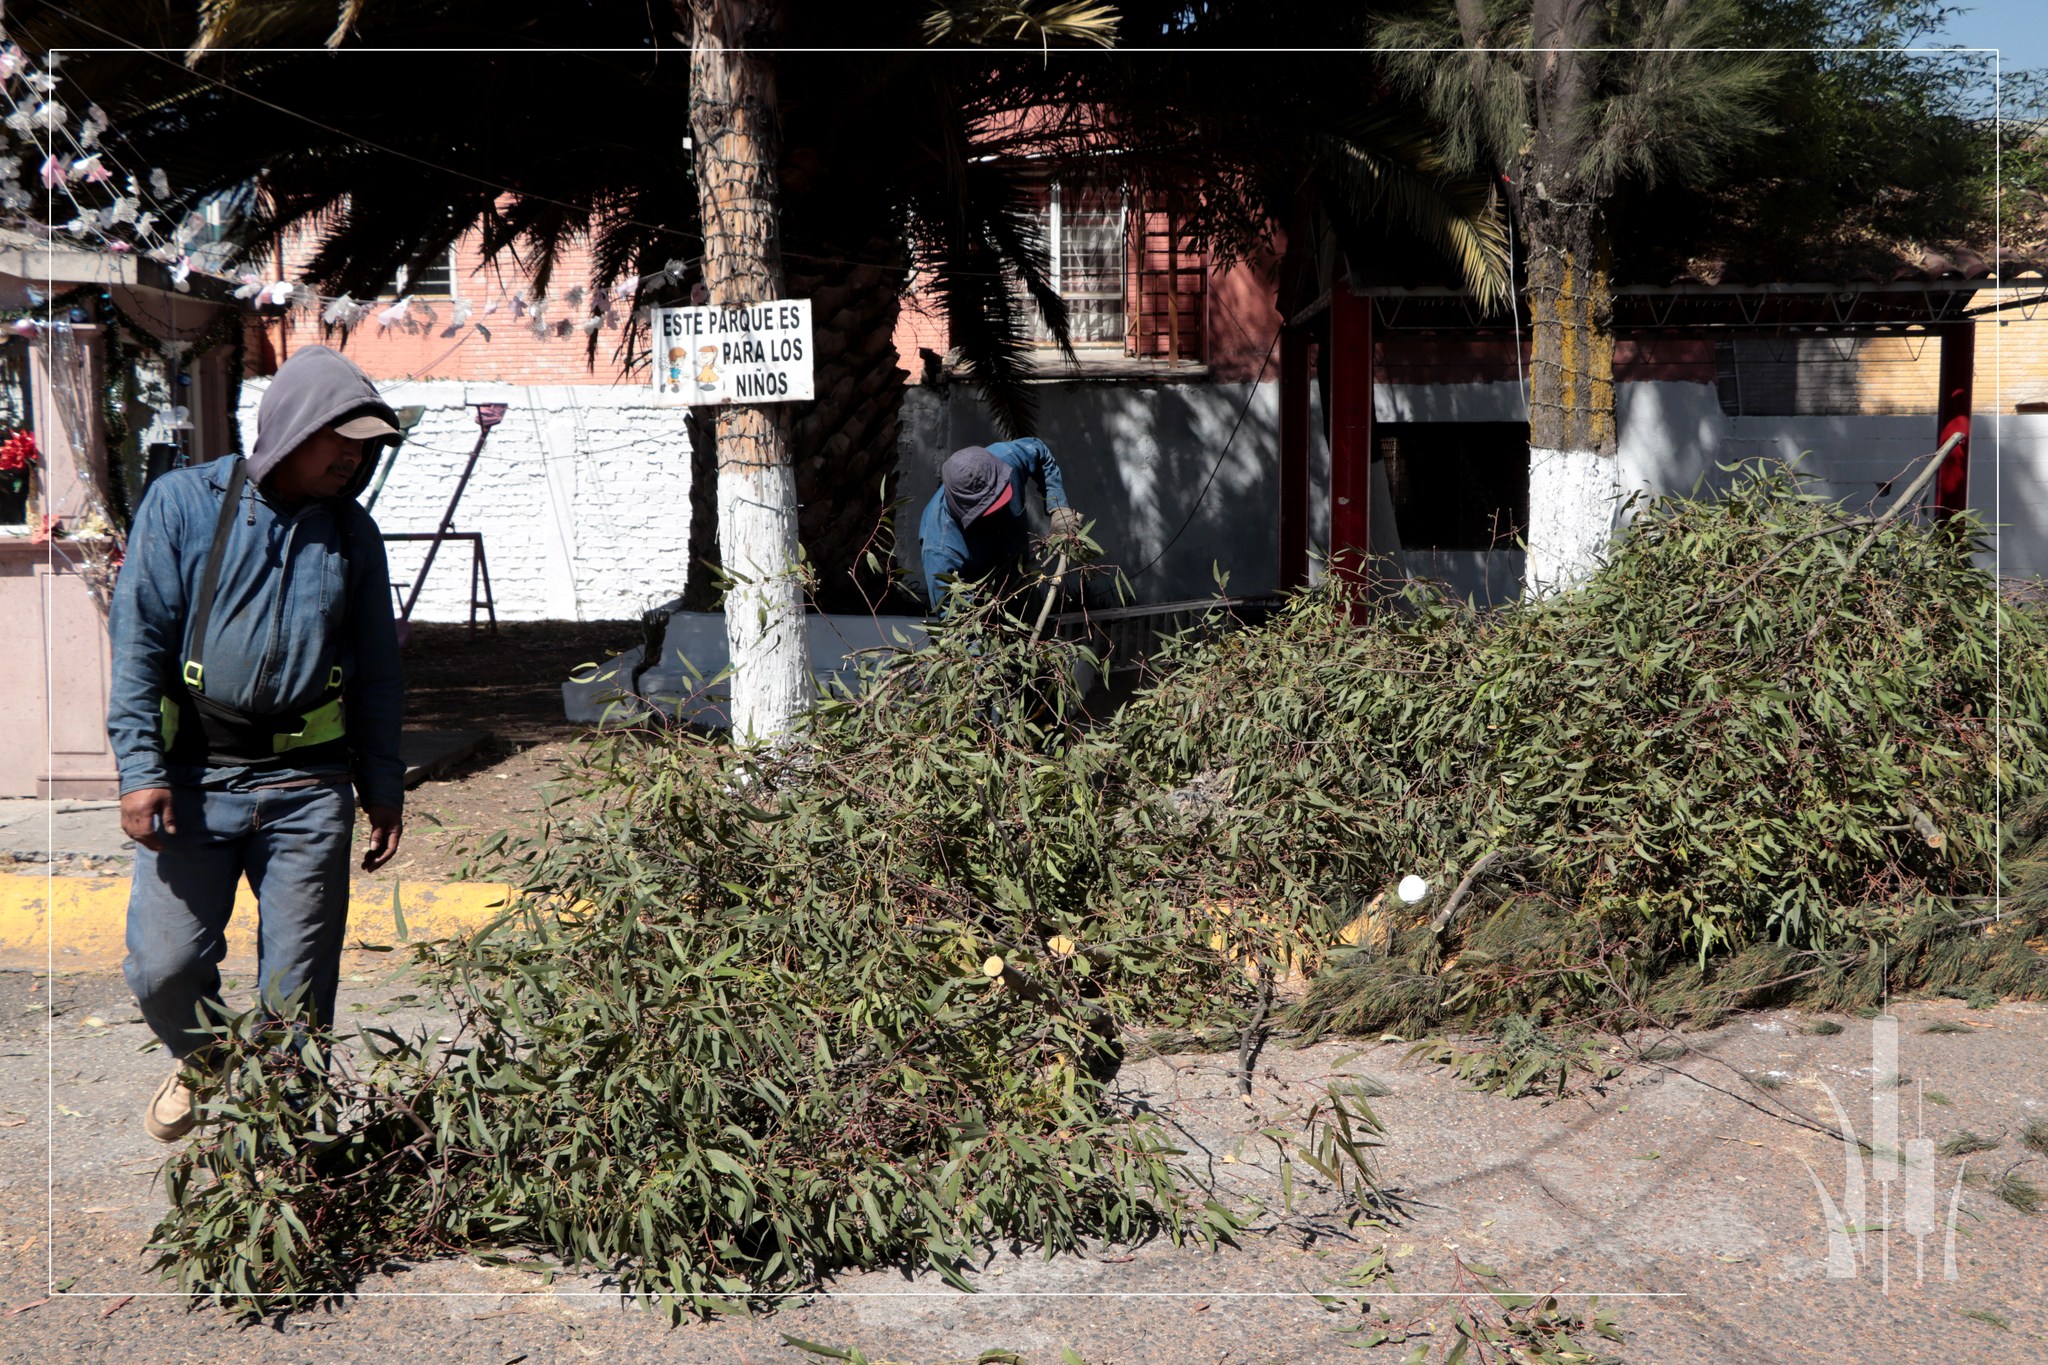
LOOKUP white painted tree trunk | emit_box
[716,435,812,740]
[1523,446,1618,597]
[687,0,814,742]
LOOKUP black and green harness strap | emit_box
[158,458,351,769]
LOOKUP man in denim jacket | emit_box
[918,439,1081,612]
[106,345,406,1141]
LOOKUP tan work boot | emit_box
[143,1067,197,1142]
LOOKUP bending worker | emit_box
[918,438,1081,612]
[106,345,407,1143]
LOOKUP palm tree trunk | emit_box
[686,0,814,739]
[786,241,910,612]
[1519,197,1619,594]
[676,250,910,615]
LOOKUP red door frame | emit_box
[1934,320,1975,521]
[1328,285,1373,604]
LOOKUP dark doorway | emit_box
[1377,422,1529,550]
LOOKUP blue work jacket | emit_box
[106,458,406,809]
[918,438,1070,611]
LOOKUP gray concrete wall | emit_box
[896,381,1332,606]
[1617,384,2048,582]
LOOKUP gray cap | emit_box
[941,446,1011,524]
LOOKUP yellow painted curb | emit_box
[0,873,520,971]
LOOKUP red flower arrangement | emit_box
[0,429,36,493]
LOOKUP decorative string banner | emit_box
[652,299,814,405]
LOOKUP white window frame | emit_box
[1029,180,1129,350]
[389,247,460,300]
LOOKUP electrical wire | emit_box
[1125,328,1277,581]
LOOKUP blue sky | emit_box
[1934,1,2045,73]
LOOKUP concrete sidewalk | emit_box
[0,798,130,869]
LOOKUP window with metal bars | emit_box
[1025,181,1128,349]
[387,248,458,299]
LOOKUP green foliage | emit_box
[1725,0,2007,248]
[1374,0,1784,197]
[148,595,1357,1316]
[1413,1016,1622,1101]
[1965,1170,2044,1215]
[2022,1118,2048,1157]
[922,1,1120,47]
[1116,463,2046,1045]
[146,1009,451,1311]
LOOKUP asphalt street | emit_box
[2,965,2043,1363]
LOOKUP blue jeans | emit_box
[123,781,356,1059]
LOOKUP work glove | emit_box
[1049,507,1083,539]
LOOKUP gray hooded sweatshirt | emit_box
[248,344,400,493]
[106,346,406,807]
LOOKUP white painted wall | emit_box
[238,380,694,623]
[1370,379,2048,589]
[1617,384,2047,582]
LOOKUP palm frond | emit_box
[1314,108,1512,312]
[909,151,1069,437]
[1374,8,1531,178]
[924,1,1121,48]
[188,0,373,64]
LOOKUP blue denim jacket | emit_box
[918,438,1070,610]
[107,458,406,809]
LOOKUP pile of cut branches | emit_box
[149,593,1362,1316]
[1114,461,2048,1041]
[148,459,2043,1310]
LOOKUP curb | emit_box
[0,873,520,971]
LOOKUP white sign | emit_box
[652,300,814,405]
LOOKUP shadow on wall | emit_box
[896,382,1328,605]
[895,381,2048,608]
